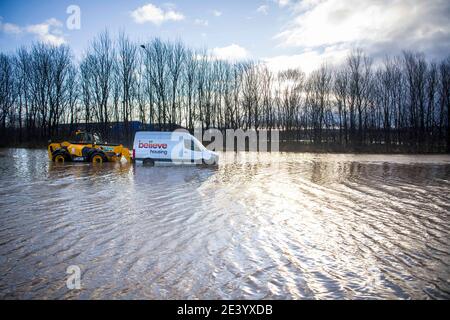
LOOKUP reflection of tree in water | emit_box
[215,162,260,185]
[313,160,450,188]
[298,160,397,185]
[310,161,324,184]
[307,160,352,185]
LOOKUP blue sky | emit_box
[0,1,292,57]
[1,0,449,73]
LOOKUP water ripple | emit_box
[0,148,449,299]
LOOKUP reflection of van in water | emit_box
[132,131,219,166]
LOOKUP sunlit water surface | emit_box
[0,148,449,299]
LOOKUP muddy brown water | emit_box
[0,148,449,299]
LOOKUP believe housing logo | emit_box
[138,141,168,149]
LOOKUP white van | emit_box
[132,131,219,166]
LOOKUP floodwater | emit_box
[0,148,449,300]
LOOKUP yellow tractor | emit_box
[48,130,131,164]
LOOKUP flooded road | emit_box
[0,148,449,299]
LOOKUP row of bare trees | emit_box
[0,31,449,152]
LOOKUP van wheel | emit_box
[202,158,216,166]
[143,158,155,166]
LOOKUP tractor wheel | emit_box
[54,154,66,163]
[91,153,106,164]
[52,151,69,163]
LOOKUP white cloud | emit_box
[210,44,250,61]
[276,0,290,7]
[275,0,450,60]
[212,10,222,17]
[194,19,209,27]
[257,5,269,15]
[25,18,65,45]
[264,46,349,74]
[1,22,22,34]
[0,18,65,45]
[131,3,184,25]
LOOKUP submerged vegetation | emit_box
[0,31,449,152]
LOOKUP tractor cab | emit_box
[70,130,103,145]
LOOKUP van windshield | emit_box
[184,139,202,152]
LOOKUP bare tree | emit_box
[0,32,448,152]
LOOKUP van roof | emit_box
[134,131,191,138]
